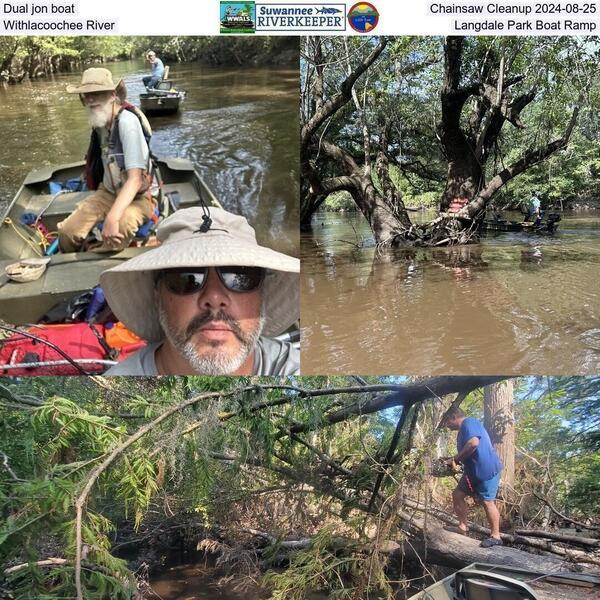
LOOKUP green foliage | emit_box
[264,526,391,600]
[323,191,356,212]
[301,36,599,224]
[0,36,298,84]
[515,377,600,518]
[1,376,598,598]
[565,453,600,514]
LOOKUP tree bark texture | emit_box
[484,380,515,492]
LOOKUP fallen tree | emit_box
[2,376,599,599]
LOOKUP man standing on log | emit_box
[442,407,504,548]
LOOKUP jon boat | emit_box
[140,81,185,115]
[482,213,561,234]
[408,562,600,600]
[0,158,221,374]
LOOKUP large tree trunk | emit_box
[300,38,412,243]
[440,157,483,212]
[350,180,407,245]
[484,381,515,492]
[438,37,483,212]
[402,521,582,572]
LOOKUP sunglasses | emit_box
[157,266,265,295]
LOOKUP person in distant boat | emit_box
[58,68,154,253]
[524,191,542,224]
[100,206,300,376]
[143,51,165,89]
[441,406,504,548]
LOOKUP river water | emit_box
[149,563,328,599]
[0,59,299,256]
[301,211,600,375]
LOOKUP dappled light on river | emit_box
[0,60,298,256]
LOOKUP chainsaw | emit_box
[432,457,462,478]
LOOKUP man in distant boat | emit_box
[100,206,300,376]
[523,191,542,224]
[143,51,165,90]
[58,68,154,253]
[441,407,504,548]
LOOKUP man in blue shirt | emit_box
[442,406,504,548]
[143,51,165,89]
[523,191,542,224]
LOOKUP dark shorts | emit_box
[458,472,501,501]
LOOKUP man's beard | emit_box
[87,99,114,128]
[157,301,265,375]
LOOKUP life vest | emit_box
[0,322,145,376]
[84,101,153,191]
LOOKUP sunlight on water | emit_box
[0,60,298,256]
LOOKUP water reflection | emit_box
[149,563,328,600]
[0,60,299,255]
[301,212,600,375]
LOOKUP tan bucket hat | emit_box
[5,257,51,283]
[100,207,300,342]
[66,67,126,100]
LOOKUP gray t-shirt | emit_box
[105,337,299,376]
[99,109,149,193]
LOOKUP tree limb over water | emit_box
[301,36,599,246]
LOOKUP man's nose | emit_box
[197,268,230,309]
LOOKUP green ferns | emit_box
[0,396,152,598]
[264,526,392,600]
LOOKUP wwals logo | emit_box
[220,2,256,33]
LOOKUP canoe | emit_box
[0,157,221,326]
[483,214,561,233]
[140,81,185,115]
[408,562,600,600]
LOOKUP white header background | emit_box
[0,0,598,35]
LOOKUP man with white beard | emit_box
[58,68,154,253]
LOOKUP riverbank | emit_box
[319,197,600,216]
[0,36,298,84]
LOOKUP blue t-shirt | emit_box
[151,57,165,79]
[457,417,502,482]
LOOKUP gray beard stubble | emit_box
[157,301,265,375]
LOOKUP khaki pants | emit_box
[57,184,154,253]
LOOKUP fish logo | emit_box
[316,7,343,14]
[347,2,379,32]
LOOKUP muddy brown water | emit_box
[301,211,600,375]
[0,59,299,256]
[148,563,328,599]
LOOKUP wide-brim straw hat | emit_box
[100,207,300,341]
[67,67,126,100]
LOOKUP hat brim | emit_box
[66,79,126,99]
[100,235,300,341]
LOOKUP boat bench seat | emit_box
[18,182,199,227]
[23,191,92,221]
[161,182,199,209]
[0,249,144,324]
